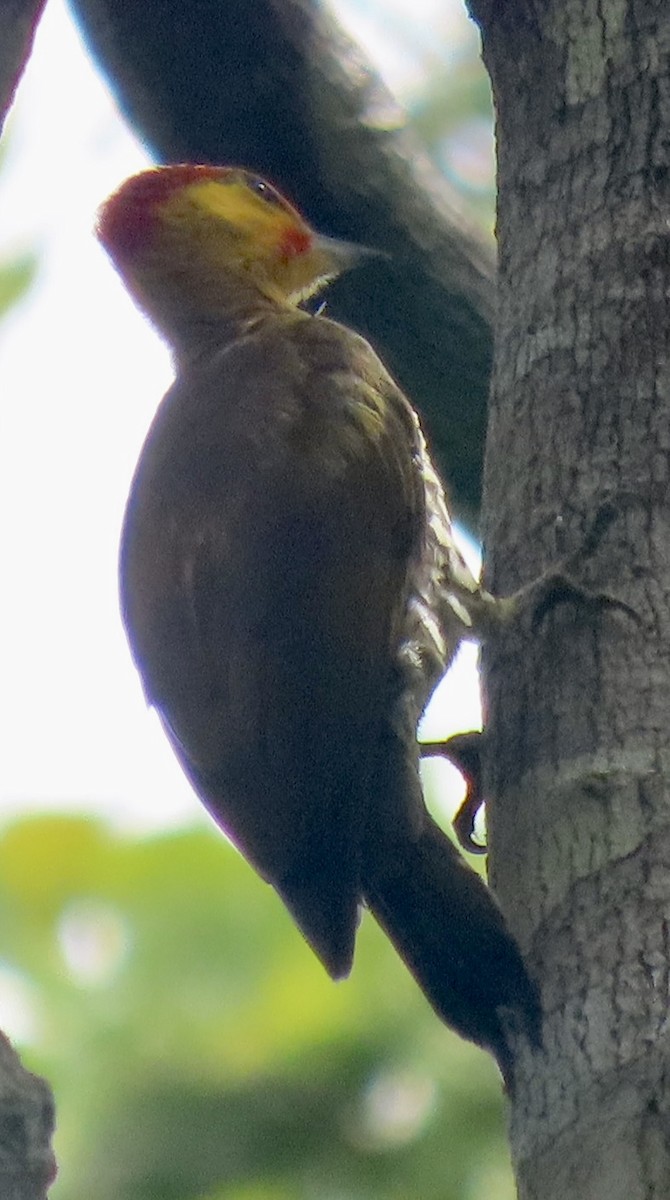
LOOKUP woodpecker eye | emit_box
[248,176,285,208]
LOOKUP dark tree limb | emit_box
[0,0,46,135]
[67,0,494,516]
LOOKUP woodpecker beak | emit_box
[313,234,386,278]
[288,234,385,304]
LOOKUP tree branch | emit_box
[0,0,46,135]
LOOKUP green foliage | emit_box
[0,815,514,1200]
[0,251,38,321]
[408,39,495,227]
[0,134,39,321]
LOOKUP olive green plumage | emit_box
[100,166,541,1084]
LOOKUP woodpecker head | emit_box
[98,165,365,340]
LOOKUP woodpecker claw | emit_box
[489,499,643,633]
[524,569,641,631]
[453,788,488,855]
[420,731,487,854]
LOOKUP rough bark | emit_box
[0,1035,55,1198]
[67,0,494,517]
[471,1,670,1197]
[0,0,46,134]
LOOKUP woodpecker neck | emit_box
[170,307,290,369]
[128,259,286,359]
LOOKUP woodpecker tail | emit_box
[274,861,359,982]
[363,815,541,1087]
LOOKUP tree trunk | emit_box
[471,1,670,1196]
[0,1035,55,1199]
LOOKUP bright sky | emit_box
[0,0,482,833]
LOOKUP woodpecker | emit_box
[98,165,541,1083]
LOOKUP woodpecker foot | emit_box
[516,568,641,632]
[495,499,642,632]
[420,731,487,854]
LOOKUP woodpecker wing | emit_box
[120,313,425,977]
